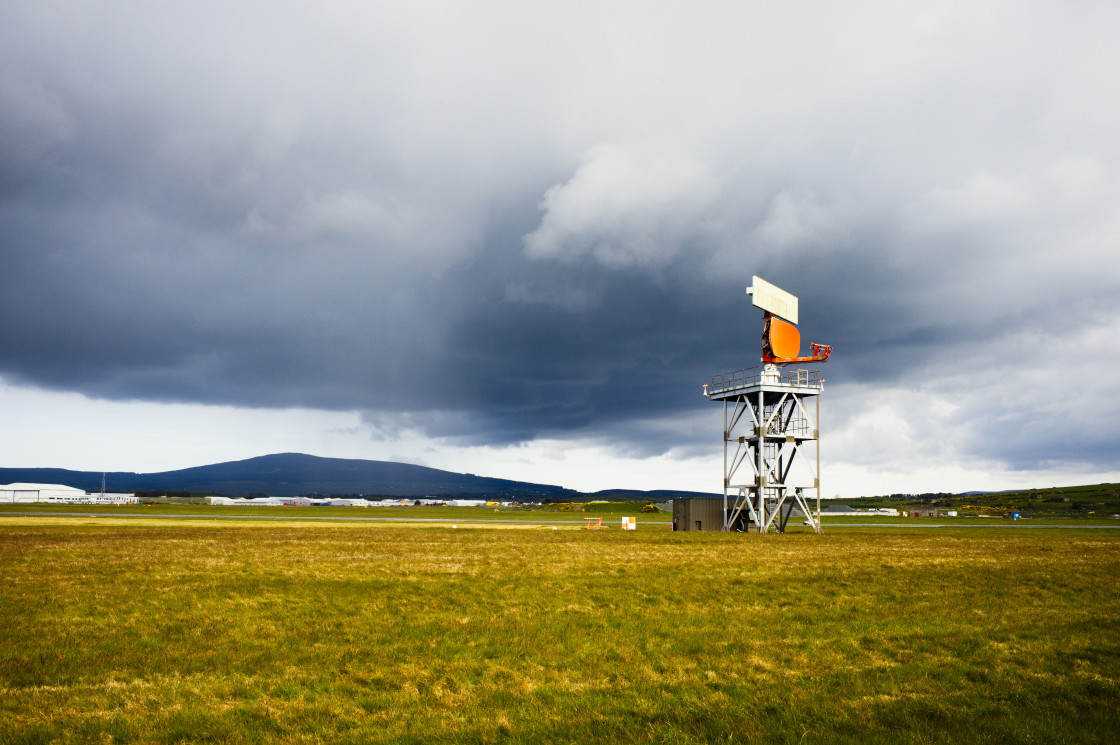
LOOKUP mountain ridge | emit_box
[0,452,720,501]
[0,452,577,499]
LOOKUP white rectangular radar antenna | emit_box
[747,276,798,324]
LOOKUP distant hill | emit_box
[822,482,1120,517]
[0,453,584,500]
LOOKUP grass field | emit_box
[0,502,673,524]
[1,518,1118,744]
[4,501,1117,528]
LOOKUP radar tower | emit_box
[702,277,832,533]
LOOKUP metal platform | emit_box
[703,364,824,533]
[703,365,824,400]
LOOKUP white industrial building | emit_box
[1,483,138,505]
[820,505,900,517]
[206,496,381,506]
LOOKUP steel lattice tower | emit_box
[701,277,831,533]
[704,366,823,533]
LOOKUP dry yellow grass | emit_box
[1,521,1118,743]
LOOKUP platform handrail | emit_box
[703,365,824,396]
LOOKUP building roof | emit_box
[1,483,85,493]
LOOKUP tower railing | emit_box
[705,365,824,396]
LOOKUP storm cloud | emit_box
[3,2,1120,488]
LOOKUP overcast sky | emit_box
[3,2,1119,497]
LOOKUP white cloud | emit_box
[750,189,840,251]
[295,190,412,242]
[916,170,1034,228]
[822,308,1120,493]
[524,144,720,267]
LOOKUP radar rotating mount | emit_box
[749,277,832,365]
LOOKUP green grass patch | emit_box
[1,523,1117,743]
[0,501,672,524]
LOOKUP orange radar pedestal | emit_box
[761,313,832,365]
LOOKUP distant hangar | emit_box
[0,483,138,505]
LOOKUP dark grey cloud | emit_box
[3,2,1120,477]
